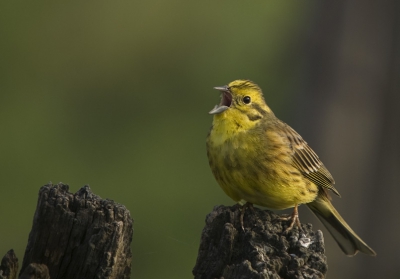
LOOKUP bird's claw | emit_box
[239,202,254,231]
[280,204,303,233]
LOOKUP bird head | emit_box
[209,80,273,124]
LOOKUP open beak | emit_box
[209,85,232,115]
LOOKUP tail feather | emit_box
[307,194,376,256]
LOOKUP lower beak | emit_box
[209,85,232,115]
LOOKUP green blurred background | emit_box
[1,1,399,278]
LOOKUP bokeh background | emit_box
[1,1,399,278]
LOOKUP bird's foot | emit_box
[240,202,254,231]
[280,204,303,233]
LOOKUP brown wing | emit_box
[282,123,340,197]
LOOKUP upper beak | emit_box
[213,86,229,92]
[209,85,232,115]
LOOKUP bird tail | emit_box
[306,192,376,256]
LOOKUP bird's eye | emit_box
[243,96,251,104]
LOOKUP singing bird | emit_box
[206,79,376,256]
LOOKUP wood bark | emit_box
[19,264,50,279]
[0,183,133,279]
[0,250,18,279]
[193,205,327,279]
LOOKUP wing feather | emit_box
[282,123,340,196]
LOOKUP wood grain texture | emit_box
[19,263,49,279]
[0,250,18,279]
[19,183,133,279]
[193,205,327,279]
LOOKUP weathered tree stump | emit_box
[19,264,49,279]
[0,250,18,279]
[5,183,134,279]
[193,205,327,279]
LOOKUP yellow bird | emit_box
[206,79,376,256]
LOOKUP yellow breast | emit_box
[207,113,318,210]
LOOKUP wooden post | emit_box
[193,205,328,279]
[1,183,133,279]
